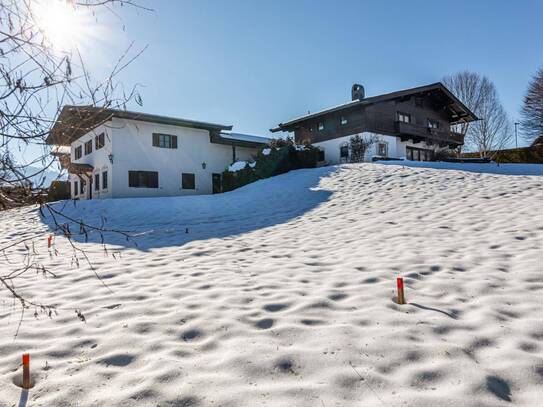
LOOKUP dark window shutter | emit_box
[129,171,137,187]
[172,135,177,149]
[152,133,159,147]
[182,173,195,189]
[149,172,158,188]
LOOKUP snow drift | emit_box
[1,162,542,406]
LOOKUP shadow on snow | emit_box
[39,166,337,251]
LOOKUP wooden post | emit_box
[22,353,30,389]
[47,235,52,248]
[397,277,406,305]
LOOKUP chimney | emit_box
[351,84,365,101]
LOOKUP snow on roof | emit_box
[51,145,71,155]
[220,132,270,144]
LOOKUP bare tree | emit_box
[0,0,147,208]
[0,0,148,335]
[520,68,543,143]
[443,71,512,157]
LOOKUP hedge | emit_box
[222,142,320,192]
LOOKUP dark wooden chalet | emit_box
[271,82,478,161]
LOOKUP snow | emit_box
[376,159,543,176]
[228,160,246,171]
[51,145,71,155]
[1,162,543,406]
[228,160,255,172]
[262,148,271,156]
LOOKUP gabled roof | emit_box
[271,82,478,132]
[46,105,233,146]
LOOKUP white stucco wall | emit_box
[69,123,112,200]
[313,132,433,165]
[69,118,258,199]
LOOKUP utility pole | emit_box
[514,122,519,148]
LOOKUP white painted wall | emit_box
[69,118,258,199]
[313,132,433,165]
[69,123,112,200]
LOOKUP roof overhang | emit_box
[46,105,233,146]
[68,163,94,174]
[211,131,270,149]
[271,82,479,133]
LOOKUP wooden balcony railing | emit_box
[395,121,464,145]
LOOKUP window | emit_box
[406,147,434,162]
[340,145,349,158]
[94,173,100,191]
[95,133,105,150]
[102,171,108,189]
[427,119,440,129]
[73,181,78,196]
[340,116,348,125]
[74,146,82,160]
[377,143,388,157]
[80,179,86,194]
[152,133,177,149]
[182,173,195,189]
[128,171,159,188]
[317,149,325,162]
[212,173,222,194]
[397,112,411,123]
[84,140,93,155]
[318,122,324,131]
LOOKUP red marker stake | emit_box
[47,235,52,248]
[22,353,30,389]
[397,277,406,305]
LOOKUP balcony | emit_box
[395,121,464,146]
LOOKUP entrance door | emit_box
[212,173,222,194]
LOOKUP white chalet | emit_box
[47,106,269,199]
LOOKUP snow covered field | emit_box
[1,162,543,406]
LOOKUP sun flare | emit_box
[33,0,86,50]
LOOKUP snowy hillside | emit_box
[1,163,543,406]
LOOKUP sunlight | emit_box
[33,0,87,51]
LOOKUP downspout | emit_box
[232,143,236,163]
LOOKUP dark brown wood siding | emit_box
[293,93,463,147]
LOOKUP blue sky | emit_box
[77,0,543,147]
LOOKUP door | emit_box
[212,173,222,194]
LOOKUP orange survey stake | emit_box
[22,353,30,389]
[397,277,406,305]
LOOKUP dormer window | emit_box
[74,145,82,160]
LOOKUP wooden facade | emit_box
[272,83,477,152]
